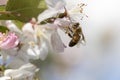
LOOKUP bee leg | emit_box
[68,33,72,38]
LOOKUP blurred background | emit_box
[38,0,120,80]
[0,0,6,5]
[1,0,120,80]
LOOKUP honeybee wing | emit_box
[38,0,66,23]
[76,39,86,47]
[81,33,86,45]
[75,32,86,47]
[51,31,65,53]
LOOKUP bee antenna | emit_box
[63,7,68,17]
[63,7,73,22]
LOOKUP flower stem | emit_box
[0,11,11,15]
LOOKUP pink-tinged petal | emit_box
[51,31,65,53]
[54,18,71,29]
[44,23,58,30]
[0,33,19,49]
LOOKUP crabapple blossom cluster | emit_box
[0,0,86,80]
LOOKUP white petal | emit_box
[38,9,58,23]
[0,76,11,80]
[38,0,66,23]
[27,46,40,60]
[5,63,37,80]
[22,23,34,33]
[54,18,70,28]
[19,63,38,72]
[45,0,66,9]
[51,31,64,53]
[39,41,49,60]
[6,20,22,33]
[27,39,49,61]
[64,0,82,10]
[4,69,34,80]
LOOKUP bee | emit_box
[69,33,80,47]
[68,23,85,47]
[39,7,85,47]
[69,32,85,47]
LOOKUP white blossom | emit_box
[4,63,39,80]
[6,20,22,34]
[0,76,11,80]
[38,0,86,22]
[0,0,86,79]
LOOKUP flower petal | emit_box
[45,0,66,9]
[0,76,11,80]
[6,20,22,33]
[51,31,64,53]
[4,63,38,80]
[0,33,19,49]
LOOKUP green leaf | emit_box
[0,65,5,71]
[0,0,47,22]
[12,20,24,29]
[0,25,9,33]
[0,5,5,11]
[0,13,16,20]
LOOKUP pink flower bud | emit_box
[0,32,19,49]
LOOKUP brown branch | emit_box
[0,11,11,15]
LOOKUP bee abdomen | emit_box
[69,40,77,47]
[69,34,80,47]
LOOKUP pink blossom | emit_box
[0,32,19,49]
